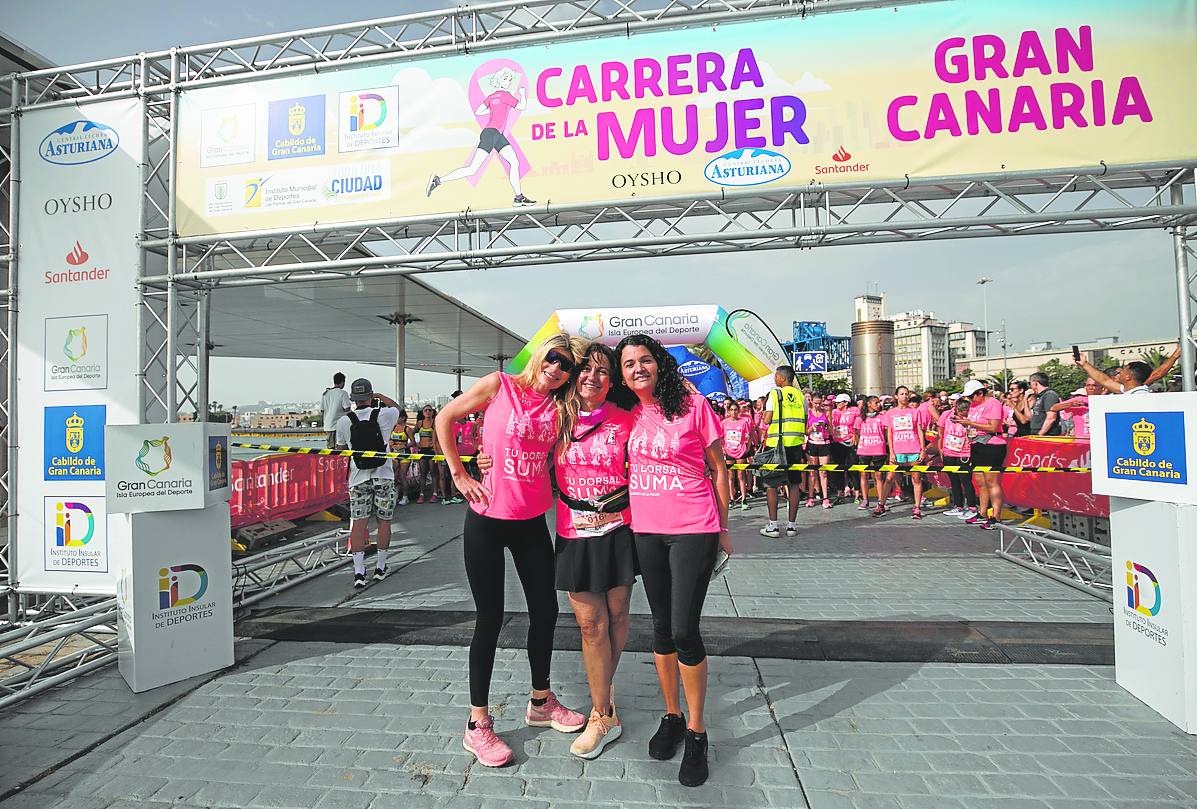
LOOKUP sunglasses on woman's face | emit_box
[544,349,576,374]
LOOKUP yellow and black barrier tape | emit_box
[230,443,1089,474]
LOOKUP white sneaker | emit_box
[759,525,780,538]
[398,496,410,506]
[785,523,798,536]
[943,507,963,517]
[959,508,978,521]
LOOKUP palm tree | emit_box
[988,369,1014,391]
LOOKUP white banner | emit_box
[15,99,144,593]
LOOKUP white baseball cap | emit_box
[1072,387,1086,395]
[962,380,986,397]
[949,393,962,401]
[834,393,851,403]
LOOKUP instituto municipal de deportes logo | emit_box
[135,437,172,476]
[159,563,208,609]
[1126,561,1161,617]
[55,501,95,547]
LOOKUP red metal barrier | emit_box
[230,454,349,529]
[930,437,1108,518]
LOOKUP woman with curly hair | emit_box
[614,333,731,788]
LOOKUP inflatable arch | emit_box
[507,305,788,395]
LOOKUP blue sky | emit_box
[3,1,1182,404]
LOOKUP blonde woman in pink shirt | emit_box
[617,333,730,788]
[436,333,586,767]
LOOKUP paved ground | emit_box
[3,496,1192,809]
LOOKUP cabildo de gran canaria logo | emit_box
[1106,412,1187,485]
[135,437,172,476]
[40,120,120,166]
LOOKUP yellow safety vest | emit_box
[766,386,807,448]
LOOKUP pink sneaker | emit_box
[525,692,585,732]
[463,716,514,767]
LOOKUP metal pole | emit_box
[456,309,463,391]
[395,320,406,406]
[135,73,150,423]
[1171,184,1195,391]
[164,48,180,423]
[1002,320,1009,385]
[196,289,210,420]
[6,75,20,624]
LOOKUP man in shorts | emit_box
[759,366,807,538]
[335,378,402,588]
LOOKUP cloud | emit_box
[391,67,479,153]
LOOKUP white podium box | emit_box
[1090,392,1197,734]
[112,503,234,692]
[105,423,231,513]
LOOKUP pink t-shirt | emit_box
[884,407,926,455]
[967,396,1008,446]
[455,420,477,455]
[628,392,722,535]
[471,373,558,520]
[1060,395,1090,439]
[554,403,634,540]
[753,410,768,444]
[485,90,518,131]
[806,411,832,445]
[857,413,887,455]
[938,410,971,458]
[722,417,753,459]
[831,406,861,444]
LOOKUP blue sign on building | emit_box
[44,404,106,480]
[267,95,326,160]
[1105,411,1187,485]
[794,351,828,373]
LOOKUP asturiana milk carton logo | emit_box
[1123,559,1167,647]
[704,148,792,187]
[40,120,120,166]
[679,359,712,376]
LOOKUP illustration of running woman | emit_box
[425,66,535,206]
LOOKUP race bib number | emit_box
[944,433,967,452]
[570,509,624,537]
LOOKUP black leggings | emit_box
[464,509,558,707]
[946,463,978,508]
[635,533,719,666]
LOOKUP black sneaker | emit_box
[353,573,366,589]
[678,729,709,787]
[373,567,387,581]
[648,713,686,760]
[513,194,536,206]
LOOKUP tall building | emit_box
[947,321,987,368]
[853,294,885,322]
[888,310,949,390]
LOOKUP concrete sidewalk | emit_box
[3,498,1191,809]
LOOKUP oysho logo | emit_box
[135,437,173,476]
[832,146,852,163]
[55,501,95,546]
[704,148,792,187]
[1126,561,1161,617]
[158,563,208,609]
[40,120,120,165]
[43,193,113,216]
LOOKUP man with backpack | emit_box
[335,378,402,588]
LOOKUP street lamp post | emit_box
[977,277,994,362]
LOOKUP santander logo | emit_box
[66,241,89,266]
[832,146,852,163]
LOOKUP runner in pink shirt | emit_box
[854,396,887,511]
[436,334,586,767]
[939,398,979,518]
[830,394,861,500]
[618,334,729,787]
[804,398,835,509]
[721,400,754,510]
[873,387,929,519]
[954,380,1008,530]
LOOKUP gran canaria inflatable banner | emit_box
[507,306,787,388]
[174,0,1197,236]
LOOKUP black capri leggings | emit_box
[635,532,719,666]
[945,460,978,509]
[464,509,559,707]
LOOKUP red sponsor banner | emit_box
[931,437,1108,518]
[230,454,349,529]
